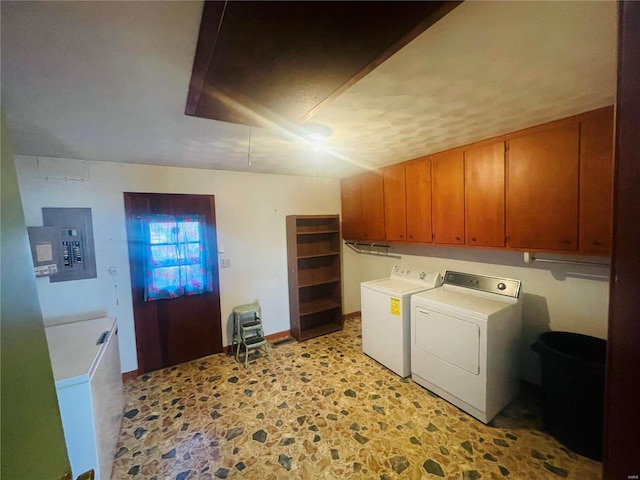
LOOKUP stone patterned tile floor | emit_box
[111,318,601,479]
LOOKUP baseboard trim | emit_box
[343,311,361,321]
[223,329,292,353]
[122,370,139,383]
[266,329,292,343]
[126,329,297,365]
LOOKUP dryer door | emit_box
[413,307,480,374]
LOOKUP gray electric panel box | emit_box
[42,207,97,282]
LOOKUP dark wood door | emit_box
[465,141,506,247]
[431,149,465,245]
[405,157,433,243]
[507,123,579,251]
[383,163,407,241]
[603,1,640,476]
[124,193,222,374]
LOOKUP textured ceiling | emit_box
[1,1,617,178]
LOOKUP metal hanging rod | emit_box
[345,241,402,259]
[523,252,610,267]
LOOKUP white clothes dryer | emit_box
[411,270,522,423]
[361,265,441,377]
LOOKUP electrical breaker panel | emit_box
[42,207,97,282]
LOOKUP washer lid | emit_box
[411,287,518,318]
[362,278,435,296]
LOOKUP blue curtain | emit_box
[141,214,213,301]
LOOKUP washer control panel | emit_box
[391,265,441,286]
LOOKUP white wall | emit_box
[15,154,610,385]
[15,156,340,373]
[342,243,610,385]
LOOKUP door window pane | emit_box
[142,214,212,301]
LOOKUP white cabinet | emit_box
[45,317,123,480]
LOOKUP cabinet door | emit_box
[405,157,433,242]
[432,150,465,245]
[383,163,406,241]
[340,175,362,240]
[360,171,385,241]
[465,141,505,247]
[507,124,579,250]
[580,106,614,254]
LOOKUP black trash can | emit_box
[532,331,606,460]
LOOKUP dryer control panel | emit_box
[443,271,521,298]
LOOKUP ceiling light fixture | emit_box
[301,123,332,151]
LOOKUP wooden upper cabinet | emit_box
[431,149,465,245]
[579,106,614,254]
[507,123,580,251]
[405,157,433,243]
[360,170,385,241]
[382,163,407,241]
[341,107,613,253]
[464,141,506,247]
[340,175,362,240]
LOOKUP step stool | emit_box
[232,301,271,366]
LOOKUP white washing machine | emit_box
[411,270,522,423]
[361,265,441,378]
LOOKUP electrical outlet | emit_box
[220,258,231,268]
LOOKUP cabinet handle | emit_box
[471,237,476,242]
[455,236,461,241]
[593,240,602,246]
[561,239,571,245]
[399,235,404,238]
[96,331,109,345]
